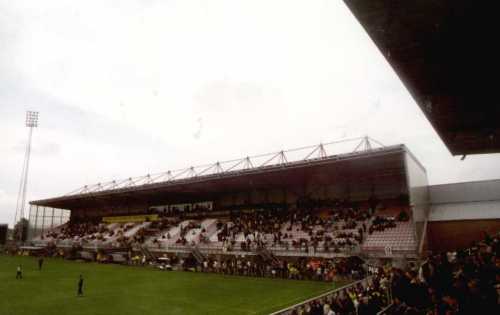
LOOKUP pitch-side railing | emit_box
[268,276,375,315]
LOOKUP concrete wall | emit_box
[430,201,500,221]
[404,148,430,249]
[405,149,430,222]
[428,219,500,252]
[429,179,500,222]
[427,179,500,252]
[430,179,500,204]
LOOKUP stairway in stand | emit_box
[256,247,279,264]
[191,246,205,264]
[139,245,155,261]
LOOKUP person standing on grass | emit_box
[77,275,84,296]
[16,265,23,279]
[38,257,44,271]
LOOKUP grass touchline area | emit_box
[0,255,347,315]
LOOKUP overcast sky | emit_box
[1,0,499,226]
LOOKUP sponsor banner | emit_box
[102,214,159,223]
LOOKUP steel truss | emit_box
[65,136,384,196]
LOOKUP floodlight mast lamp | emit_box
[14,111,39,229]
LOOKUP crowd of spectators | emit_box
[190,255,366,282]
[287,232,499,315]
[387,232,499,314]
[212,205,374,254]
[369,217,397,234]
[368,209,409,235]
[37,198,419,263]
[289,273,389,315]
[42,219,106,242]
[40,202,383,255]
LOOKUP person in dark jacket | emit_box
[77,275,84,296]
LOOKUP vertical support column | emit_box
[27,204,33,240]
[41,207,46,237]
[34,205,39,239]
[50,207,55,230]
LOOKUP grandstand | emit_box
[27,139,499,262]
[17,138,498,315]
[26,139,428,265]
[17,135,498,315]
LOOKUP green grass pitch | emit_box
[0,255,345,315]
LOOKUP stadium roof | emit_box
[343,0,500,155]
[30,138,411,210]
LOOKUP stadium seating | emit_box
[362,221,416,252]
[33,201,418,258]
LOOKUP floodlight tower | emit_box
[14,111,39,226]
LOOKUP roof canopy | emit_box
[344,0,500,155]
[30,142,409,210]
